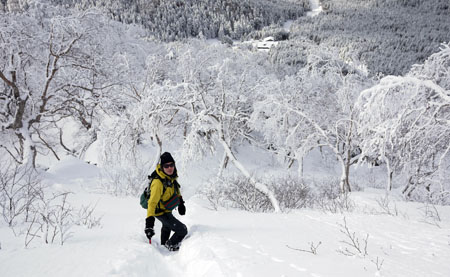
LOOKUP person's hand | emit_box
[145,216,155,240]
[178,197,186,215]
[145,227,155,240]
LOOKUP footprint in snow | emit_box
[271,257,284,263]
[289,264,307,272]
[256,250,269,256]
[226,238,239,243]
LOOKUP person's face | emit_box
[162,162,175,176]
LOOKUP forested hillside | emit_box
[291,0,450,75]
[0,0,309,41]
[3,0,448,76]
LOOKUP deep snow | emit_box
[1,155,449,277]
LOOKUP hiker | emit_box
[144,152,187,251]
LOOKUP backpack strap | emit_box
[147,172,158,194]
[161,178,170,196]
[173,180,181,195]
[155,178,171,213]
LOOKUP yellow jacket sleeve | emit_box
[147,178,163,217]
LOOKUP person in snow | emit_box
[145,152,187,251]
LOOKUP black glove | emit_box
[145,216,155,240]
[178,197,186,215]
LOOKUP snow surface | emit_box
[307,0,323,17]
[1,155,450,277]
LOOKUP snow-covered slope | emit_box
[1,158,449,277]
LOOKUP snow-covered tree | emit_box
[0,6,149,167]
[357,43,450,203]
[98,51,186,195]
[170,41,281,211]
[0,10,89,166]
[252,48,372,193]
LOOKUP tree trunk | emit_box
[386,159,393,191]
[402,176,416,197]
[218,137,281,212]
[339,161,348,193]
[344,147,352,192]
[18,128,37,168]
[336,148,352,194]
[78,131,97,159]
[218,152,229,178]
[297,156,304,179]
[337,151,351,194]
[152,133,163,169]
[438,145,450,199]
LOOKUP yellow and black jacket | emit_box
[146,164,181,217]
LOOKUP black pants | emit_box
[156,213,187,247]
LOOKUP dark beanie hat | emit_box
[160,152,175,165]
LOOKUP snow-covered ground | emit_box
[307,0,323,17]
[1,155,449,277]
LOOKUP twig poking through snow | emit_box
[371,256,385,271]
[419,202,441,228]
[286,241,322,255]
[337,217,369,257]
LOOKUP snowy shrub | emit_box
[23,191,75,247]
[0,160,43,228]
[50,192,74,246]
[270,176,312,212]
[200,176,273,212]
[201,175,313,213]
[23,191,102,247]
[201,176,357,213]
[407,184,450,206]
[311,179,355,213]
[100,163,150,197]
[418,202,442,228]
[0,157,88,247]
[199,178,228,211]
[220,176,273,212]
[374,194,399,216]
[75,203,103,229]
